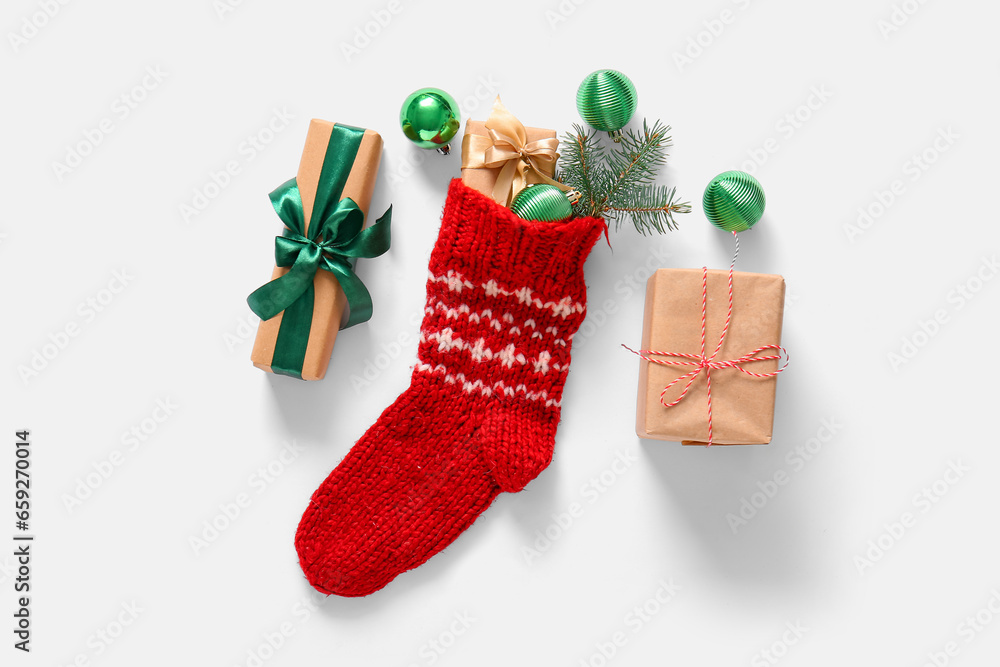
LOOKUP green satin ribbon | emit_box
[246,123,391,378]
[247,186,391,325]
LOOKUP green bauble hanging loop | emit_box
[510,185,579,222]
[702,171,766,232]
[399,87,461,155]
[576,70,637,142]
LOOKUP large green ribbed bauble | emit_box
[510,185,574,222]
[702,170,766,232]
[576,70,637,141]
[399,87,461,153]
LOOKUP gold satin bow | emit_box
[461,96,571,206]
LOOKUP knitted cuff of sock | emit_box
[432,179,606,299]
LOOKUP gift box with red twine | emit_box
[628,247,788,446]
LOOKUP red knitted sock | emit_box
[294,179,604,596]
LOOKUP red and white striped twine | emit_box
[623,232,788,446]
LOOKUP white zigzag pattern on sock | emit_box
[420,329,566,374]
[424,299,569,346]
[428,271,584,319]
[413,362,561,407]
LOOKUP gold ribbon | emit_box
[461,96,571,206]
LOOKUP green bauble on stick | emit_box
[509,185,580,222]
[702,170,766,232]
[576,70,637,142]
[399,87,461,155]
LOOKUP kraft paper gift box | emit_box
[460,97,561,207]
[635,268,786,446]
[249,120,386,381]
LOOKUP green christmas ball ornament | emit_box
[702,170,766,232]
[576,69,637,142]
[509,185,580,222]
[399,87,461,155]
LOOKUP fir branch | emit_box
[603,120,671,206]
[558,124,606,218]
[608,185,692,235]
[557,117,690,234]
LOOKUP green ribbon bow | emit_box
[247,183,391,326]
[246,123,391,378]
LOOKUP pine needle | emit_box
[558,118,690,235]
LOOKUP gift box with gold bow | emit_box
[634,268,787,446]
[247,120,391,381]
[461,97,571,208]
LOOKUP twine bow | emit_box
[461,96,571,206]
[623,233,788,446]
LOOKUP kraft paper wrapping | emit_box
[635,269,786,446]
[460,119,558,206]
[250,120,383,381]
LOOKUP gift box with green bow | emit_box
[248,120,391,381]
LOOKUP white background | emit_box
[2,0,999,665]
